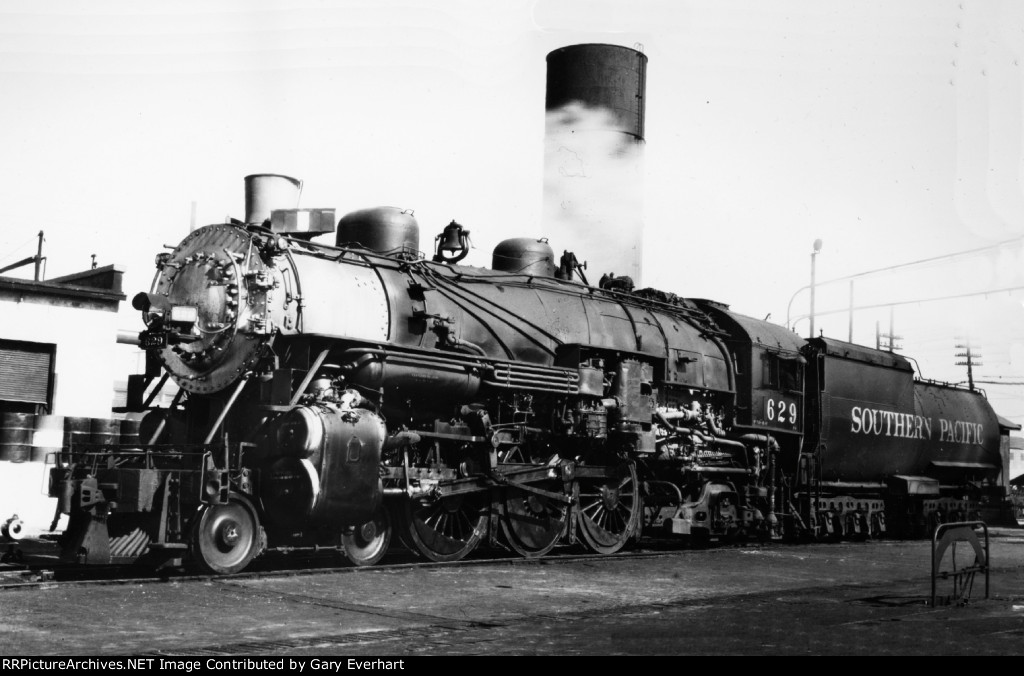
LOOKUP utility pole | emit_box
[876,315,902,353]
[955,339,982,391]
[848,280,854,342]
[809,239,822,338]
[34,230,44,281]
[0,231,46,280]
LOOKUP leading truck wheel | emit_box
[342,504,392,567]
[191,495,262,575]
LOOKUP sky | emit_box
[1,0,1024,424]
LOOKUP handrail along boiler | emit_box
[48,175,1006,573]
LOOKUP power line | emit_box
[813,236,1024,289]
[787,235,1024,330]
[0,233,41,266]
[792,284,1024,323]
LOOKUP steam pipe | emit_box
[146,387,186,445]
[450,337,487,356]
[653,411,747,454]
[706,334,736,393]
[706,415,728,438]
[382,431,421,452]
[738,433,780,527]
[656,406,701,423]
[142,372,170,408]
[708,437,748,453]
[737,433,780,453]
[203,376,249,445]
[289,348,331,407]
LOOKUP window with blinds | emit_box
[0,339,54,406]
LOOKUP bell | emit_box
[433,220,471,264]
[438,221,466,252]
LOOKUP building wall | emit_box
[0,269,124,538]
[1011,436,1024,483]
[0,297,121,417]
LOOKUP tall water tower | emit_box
[543,44,647,286]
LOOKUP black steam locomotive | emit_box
[48,175,1005,573]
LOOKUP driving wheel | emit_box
[400,494,487,562]
[500,484,569,558]
[575,462,640,555]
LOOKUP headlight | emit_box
[169,305,198,325]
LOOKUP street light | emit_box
[786,283,810,332]
[809,239,822,338]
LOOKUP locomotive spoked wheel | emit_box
[401,494,487,562]
[388,501,420,556]
[341,504,392,567]
[574,462,640,555]
[191,495,262,575]
[500,484,569,558]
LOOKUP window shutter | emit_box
[0,341,53,404]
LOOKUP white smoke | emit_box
[542,102,645,286]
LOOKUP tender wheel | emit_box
[342,504,392,567]
[500,484,569,558]
[191,496,262,575]
[811,515,829,542]
[400,494,487,562]
[575,462,640,555]
[870,513,885,539]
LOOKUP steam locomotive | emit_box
[47,175,1005,574]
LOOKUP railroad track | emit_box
[0,536,766,591]
[7,525,1005,592]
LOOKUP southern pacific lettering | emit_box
[849,406,983,445]
[938,418,985,445]
[849,406,931,440]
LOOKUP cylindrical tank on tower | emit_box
[545,44,647,142]
[543,44,648,287]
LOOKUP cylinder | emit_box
[0,412,35,462]
[244,174,303,225]
[336,207,420,255]
[545,44,647,141]
[492,238,556,276]
[89,418,120,447]
[259,407,385,528]
[31,414,64,463]
[63,416,92,451]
